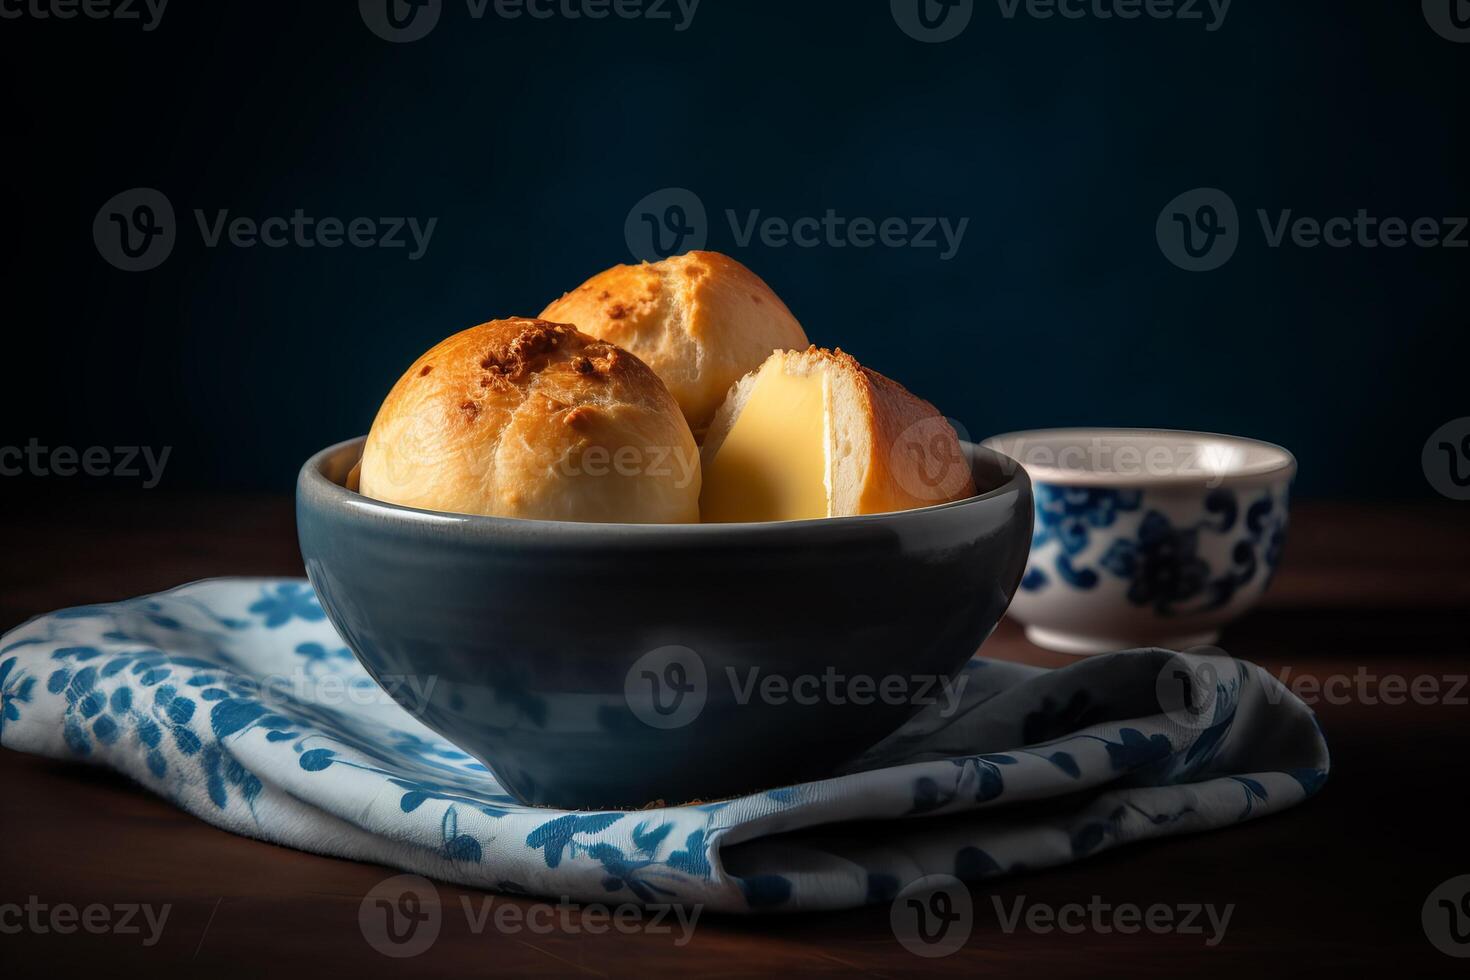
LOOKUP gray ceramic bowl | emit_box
[297,437,1033,810]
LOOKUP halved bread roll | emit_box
[359,318,700,523]
[541,251,808,439]
[700,347,976,522]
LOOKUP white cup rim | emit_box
[981,427,1296,488]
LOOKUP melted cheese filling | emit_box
[700,364,830,523]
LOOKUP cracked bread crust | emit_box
[359,318,700,523]
[541,251,809,439]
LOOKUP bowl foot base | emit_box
[1024,625,1221,657]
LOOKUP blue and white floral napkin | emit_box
[0,579,1328,913]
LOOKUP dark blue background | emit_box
[2,1,1463,498]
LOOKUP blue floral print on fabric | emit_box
[0,579,1329,913]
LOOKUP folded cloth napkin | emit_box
[0,579,1328,913]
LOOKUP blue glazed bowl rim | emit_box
[298,436,1030,541]
[980,427,1296,489]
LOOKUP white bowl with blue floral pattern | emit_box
[981,428,1296,655]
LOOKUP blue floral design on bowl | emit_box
[985,429,1296,655]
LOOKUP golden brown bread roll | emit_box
[541,251,809,438]
[700,347,976,522]
[359,318,700,523]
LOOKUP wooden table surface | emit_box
[3,491,1468,977]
